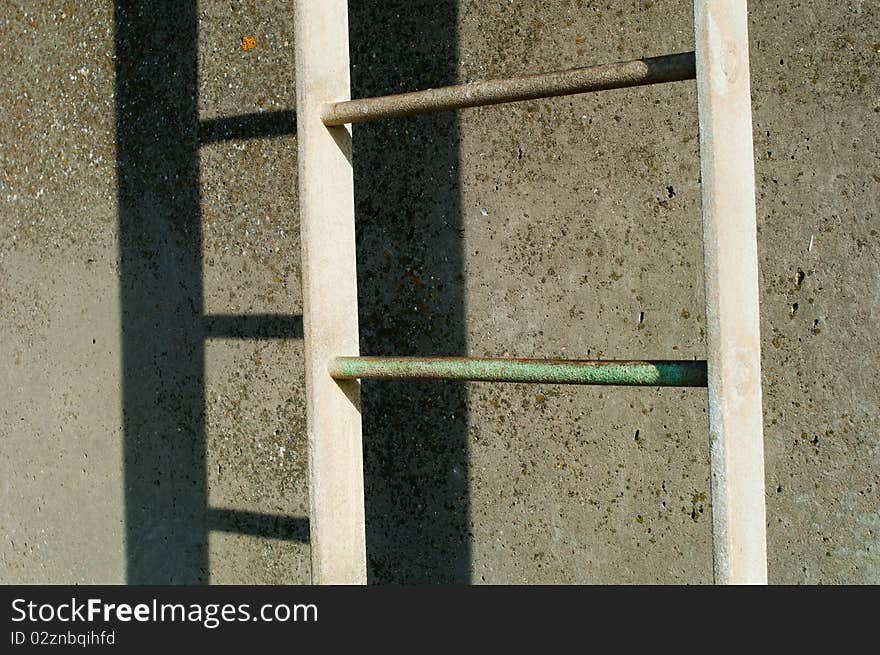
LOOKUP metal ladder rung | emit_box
[329,356,707,387]
[321,52,695,126]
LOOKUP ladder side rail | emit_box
[294,0,367,585]
[694,0,768,584]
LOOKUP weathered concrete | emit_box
[1,0,877,584]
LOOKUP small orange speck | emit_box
[240,36,256,51]
[404,269,423,288]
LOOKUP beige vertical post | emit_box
[694,0,768,584]
[294,0,367,584]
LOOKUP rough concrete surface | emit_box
[0,1,876,583]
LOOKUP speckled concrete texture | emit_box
[1,1,877,583]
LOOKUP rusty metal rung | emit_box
[321,52,696,125]
[329,356,707,387]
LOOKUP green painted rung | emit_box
[329,356,707,387]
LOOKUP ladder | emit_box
[294,1,767,585]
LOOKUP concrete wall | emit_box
[1,0,876,584]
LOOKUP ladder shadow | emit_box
[115,0,468,583]
[350,2,470,583]
[115,1,306,583]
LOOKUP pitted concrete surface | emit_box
[1,1,877,583]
